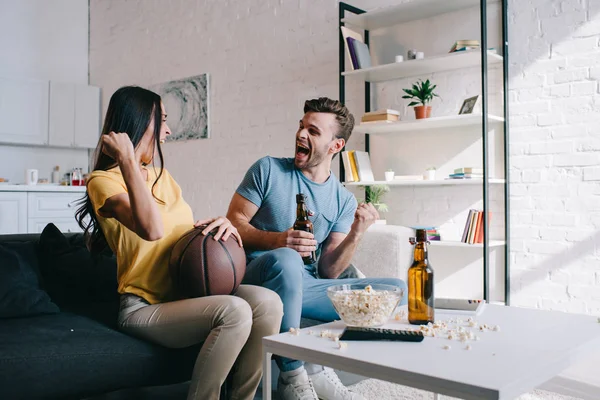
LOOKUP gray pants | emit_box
[118,285,283,400]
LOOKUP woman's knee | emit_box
[238,285,284,319]
[220,296,253,331]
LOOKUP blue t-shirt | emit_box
[236,156,358,263]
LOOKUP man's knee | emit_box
[260,248,304,301]
[264,248,304,280]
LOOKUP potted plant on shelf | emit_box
[385,169,395,182]
[402,79,439,119]
[359,184,390,224]
[424,166,436,180]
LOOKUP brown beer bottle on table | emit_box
[294,193,316,265]
[408,229,435,325]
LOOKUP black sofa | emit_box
[0,225,198,400]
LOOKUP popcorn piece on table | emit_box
[443,345,451,350]
[465,345,472,351]
[289,327,300,336]
[338,342,348,350]
[492,325,501,332]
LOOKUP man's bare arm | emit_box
[317,203,379,278]
[226,193,317,254]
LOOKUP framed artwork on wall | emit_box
[150,73,210,141]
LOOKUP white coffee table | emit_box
[262,305,600,400]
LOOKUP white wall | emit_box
[89,0,600,313]
[0,0,90,184]
[508,0,600,315]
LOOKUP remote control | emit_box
[339,326,424,342]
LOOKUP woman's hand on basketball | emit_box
[101,131,136,164]
[278,228,317,257]
[195,217,243,247]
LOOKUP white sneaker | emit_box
[277,369,319,400]
[309,367,366,400]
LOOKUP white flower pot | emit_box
[424,170,436,180]
[385,171,395,181]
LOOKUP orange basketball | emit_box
[169,226,246,298]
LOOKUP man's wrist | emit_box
[346,229,363,243]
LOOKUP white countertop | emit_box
[0,183,86,192]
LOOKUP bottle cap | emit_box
[296,193,306,203]
[415,229,427,242]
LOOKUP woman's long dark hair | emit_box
[76,86,165,254]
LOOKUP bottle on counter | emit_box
[51,166,60,184]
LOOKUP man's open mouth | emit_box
[296,142,310,157]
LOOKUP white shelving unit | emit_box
[341,0,499,30]
[339,0,509,301]
[344,179,505,187]
[342,50,502,83]
[353,114,504,134]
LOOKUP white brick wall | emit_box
[509,0,600,315]
[89,0,600,313]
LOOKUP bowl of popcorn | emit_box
[327,284,404,327]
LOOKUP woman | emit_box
[76,86,283,400]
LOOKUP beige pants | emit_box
[118,285,283,400]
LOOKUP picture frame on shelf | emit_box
[458,95,480,115]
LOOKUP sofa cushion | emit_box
[0,241,59,319]
[37,223,119,309]
[0,312,198,399]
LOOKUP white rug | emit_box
[347,379,584,400]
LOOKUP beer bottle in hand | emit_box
[408,229,435,325]
[294,193,316,265]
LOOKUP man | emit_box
[227,97,407,400]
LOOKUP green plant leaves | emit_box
[402,78,439,106]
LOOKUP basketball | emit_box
[169,226,246,298]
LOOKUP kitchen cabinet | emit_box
[49,82,100,149]
[0,186,86,234]
[0,192,28,234]
[0,78,49,146]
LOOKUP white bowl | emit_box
[327,284,404,327]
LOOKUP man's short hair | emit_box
[304,97,355,143]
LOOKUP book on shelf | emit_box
[449,40,480,53]
[341,150,374,182]
[350,39,372,69]
[454,167,483,174]
[346,37,360,69]
[361,108,400,123]
[361,114,399,123]
[353,150,375,182]
[340,26,363,71]
[341,151,356,182]
[343,150,360,182]
[411,226,440,241]
[363,109,400,117]
[427,228,441,241]
[461,210,492,244]
[448,173,484,179]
